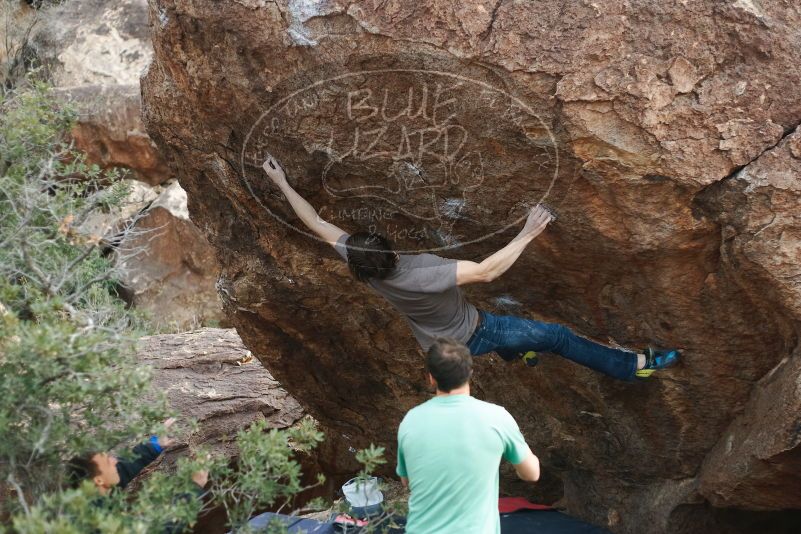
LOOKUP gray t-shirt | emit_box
[335,234,479,351]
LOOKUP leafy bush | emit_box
[0,79,168,508]
[0,80,369,533]
[10,420,327,533]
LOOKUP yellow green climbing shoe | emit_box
[522,351,539,367]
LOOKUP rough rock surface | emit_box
[24,0,223,328]
[696,129,801,511]
[699,353,801,511]
[30,0,152,88]
[141,1,801,532]
[64,84,171,186]
[117,181,226,330]
[135,328,305,460]
[29,0,170,184]
[133,328,350,533]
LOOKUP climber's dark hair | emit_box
[426,338,473,392]
[345,232,398,282]
[66,452,101,489]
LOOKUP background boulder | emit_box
[135,328,305,461]
[117,181,225,330]
[25,0,224,330]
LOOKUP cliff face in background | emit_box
[135,328,305,464]
[131,329,340,533]
[27,0,225,330]
[141,1,801,532]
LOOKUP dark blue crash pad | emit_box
[501,509,611,533]
[238,508,610,533]
[237,512,336,533]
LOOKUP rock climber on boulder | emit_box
[261,156,680,380]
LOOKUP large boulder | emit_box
[140,1,801,532]
[28,0,170,184]
[116,180,226,330]
[25,0,224,328]
[135,328,305,460]
[78,177,225,330]
[64,84,172,186]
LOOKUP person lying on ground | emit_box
[67,418,208,532]
[261,156,680,380]
[397,338,540,534]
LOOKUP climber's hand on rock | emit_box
[262,156,287,186]
[191,469,209,488]
[522,205,554,238]
[157,417,177,448]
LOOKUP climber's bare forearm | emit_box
[456,229,535,285]
[479,228,535,279]
[513,449,540,482]
[456,205,552,285]
[277,181,345,245]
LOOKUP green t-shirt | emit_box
[396,395,530,534]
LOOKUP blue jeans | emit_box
[466,310,638,381]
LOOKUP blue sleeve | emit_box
[116,442,161,488]
[149,435,163,454]
[499,410,530,465]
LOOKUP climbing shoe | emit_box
[521,351,539,367]
[635,347,680,378]
[495,349,539,367]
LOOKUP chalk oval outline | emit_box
[241,68,560,254]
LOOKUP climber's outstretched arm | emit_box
[262,157,346,246]
[456,205,553,285]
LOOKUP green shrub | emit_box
[9,419,326,533]
[0,79,386,534]
[0,79,168,507]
